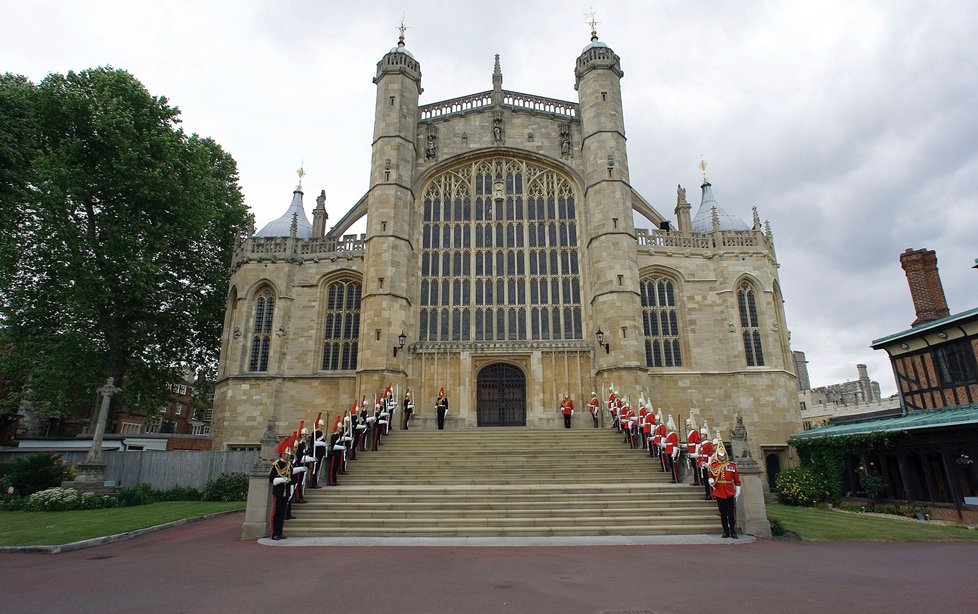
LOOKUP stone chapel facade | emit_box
[211,32,802,471]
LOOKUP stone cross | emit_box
[85,377,119,465]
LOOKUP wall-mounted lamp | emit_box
[393,331,407,357]
[595,328,610,354]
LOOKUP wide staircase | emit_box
[290,427,718,537]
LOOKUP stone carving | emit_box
[677,184,687,205]
[731,415,753,459]
[559,124,571,156]
[425,133,437,159]
[492,117,503,143]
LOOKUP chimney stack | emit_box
[900,248,950,327]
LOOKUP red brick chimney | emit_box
[900,248,950,327]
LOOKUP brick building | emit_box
[793,248,978,513]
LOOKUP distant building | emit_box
[792,248,978,515]
[798,363,900,430]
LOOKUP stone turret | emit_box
[574,27,645,388]
[359,29,422,391]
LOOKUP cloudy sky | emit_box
[4,1,976,395]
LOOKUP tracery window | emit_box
[248,287,275,372]
[640,276,683,367]
[420,157,582,342]
[321,280,361,370]
[737,280,764,366]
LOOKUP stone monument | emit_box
[62,377,119,494]
[730,415,773,538]
[240,417,281,539]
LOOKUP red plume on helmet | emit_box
[276,435,290,457]
[314,411,322,428]
[331,415,343,433]
[439,387,445,397]
[384,383,392,397]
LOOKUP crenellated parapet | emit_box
[420,89,580,122]
[231,234,366,270]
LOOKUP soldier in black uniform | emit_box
[402,389,415,430]
[268,442,292,540]
[436,387,448,430]
[326,425,343,486]
[311,419,327,487]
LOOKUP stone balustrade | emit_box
[420,91,493,120]
[636,228,771,254]
[233,233,366,268]
[419,89,579,121]
[502,90,578,118]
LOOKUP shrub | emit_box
[775,466,828,507]
[201,472,248,502]
[0,453,69,496]
[770,518,785,537]
[159,486,202,501]
[27,487,119,511]
[0,493,28,511]
[858,470,885,502]
[116,483,160,507]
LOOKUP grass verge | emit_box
[0,501,245,547]
[767,502,978,541]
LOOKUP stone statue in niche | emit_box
[559,124,571,156]
[425,133,437,159]
[492,118,503,143]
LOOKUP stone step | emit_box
[287,427,716,537]
[284,524,720,538]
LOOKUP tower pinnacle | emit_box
[492,54,502,92]
[585,8,600,41]
[397,14,408,47]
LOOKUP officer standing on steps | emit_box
[588,391,600,428]
[436,387,449,430]
[708,440,741,539]
[560,393,574,428]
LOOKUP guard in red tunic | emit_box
[685,418,702,485]
[606,385,619,431]
[652,411,666,465]
[588,391,600,428]
[664,415,680,483]
[559,393,574,428]
[697,422,714,500]
[708,441,742,538]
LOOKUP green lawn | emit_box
[0,501,244,547]
[767,502,978,541]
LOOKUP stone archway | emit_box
[765,453,782,492]
[476,363,526,426]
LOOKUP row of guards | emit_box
[266,383,435,540]
[594,383,743,539]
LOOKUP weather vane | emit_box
[297,163,306,190]
[398,14,408,45]
[698,159,709,184]
[585,8,600,39]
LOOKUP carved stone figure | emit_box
[492,118,503,143]
[425,133,437,159]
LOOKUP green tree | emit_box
[0,67,249,426]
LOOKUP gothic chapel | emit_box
[212,28,802,475]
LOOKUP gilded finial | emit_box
[397,14,408,47]
[296,163,306,190]
[698,158,709,184]
[585,8,600,41]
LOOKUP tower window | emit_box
[738,280,764,366]
[248,288,275,372]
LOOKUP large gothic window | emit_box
[322,280,361,371]
[419,158,582,342]
[640,276,683,367]
[248,287,275,372]
[738,280,765,366]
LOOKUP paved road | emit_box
[2,512,977,614]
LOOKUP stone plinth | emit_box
[241,419,279,540]
[61,463,118,495]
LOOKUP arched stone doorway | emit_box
[477,363,526,426]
